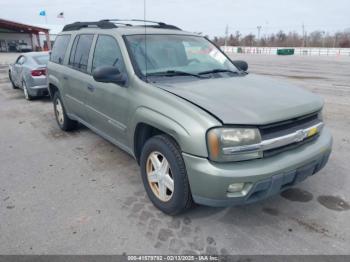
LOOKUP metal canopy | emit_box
[0,18,49,34]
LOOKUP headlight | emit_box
[207,127,262,162]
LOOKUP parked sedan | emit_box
[9,52,49,100]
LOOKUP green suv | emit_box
[47,20,332,215]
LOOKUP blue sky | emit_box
[1,0,349,36]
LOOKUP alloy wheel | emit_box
[146,151,174,202]
[23,82,29,100]
[55,98,64,125]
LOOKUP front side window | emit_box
[124,34,239,78]
[50,34,70,64]
[92,35,126,73]
[69,34,94,72]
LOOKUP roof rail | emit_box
[62,19,181,32]
[62,20,117,31]
[101,19,181,30]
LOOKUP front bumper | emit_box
[183,127,333,207]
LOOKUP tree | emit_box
[276,30,287,46]
[211,28,350,48]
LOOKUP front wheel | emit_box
[53,91,78,131]
[9,71,18,89]
[140,135,193,215]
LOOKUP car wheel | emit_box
[22,81,32,100]
[9,71,18,89]
[53,91,78,131]
[140,135,193,215]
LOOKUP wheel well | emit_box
[48,84,58,99]
[133,123,166,164]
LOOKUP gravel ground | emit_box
[0,53,349,255]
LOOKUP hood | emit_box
[155,74,323,125]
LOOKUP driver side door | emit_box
[12,56,26,87]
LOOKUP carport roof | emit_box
[0,18,49,33]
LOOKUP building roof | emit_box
[0,18,49,33]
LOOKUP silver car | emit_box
[9,52,49,100]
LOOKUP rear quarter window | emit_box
[50,35,71,64]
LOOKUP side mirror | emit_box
[92,66,127,86]
[233,60,248,72]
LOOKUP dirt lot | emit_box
[0,53,349,255]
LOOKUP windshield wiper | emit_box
[146,70,209,79]
[198,69,240,75]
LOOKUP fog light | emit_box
[227,183,245,193]
[227,182,253,197]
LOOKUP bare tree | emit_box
[212,29,350,48]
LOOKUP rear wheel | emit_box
[22,81,32,100]
[140,135,193,215]
[53,91,78,131]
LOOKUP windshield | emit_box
[125,34,239,77]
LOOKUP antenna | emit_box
[144,0,148,82]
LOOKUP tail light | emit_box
[31,68,46,77]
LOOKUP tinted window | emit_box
[69,34,94,72]
[50,35,71,64]
[92,35,125,73]
[69,36,79,66]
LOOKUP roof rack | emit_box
[103,19,182,30]
[62,21,117,31]
[62,19,181,31]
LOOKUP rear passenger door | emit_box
[85,34,130,147]
[64,34,94,122]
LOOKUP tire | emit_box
[9,71,18,89]
[140,135,193,215]
[53,91,78,131]
[22,81,32,100]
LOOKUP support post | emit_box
[45,32,51,50]
[36,33,41,51]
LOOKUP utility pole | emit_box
[224,24,229,47]
[322,31,326,48]
[302,23,305,47]
[257,25,262,47]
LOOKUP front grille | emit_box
[259,111,321,158]
[259,111,320,140]
[263,134,319,158]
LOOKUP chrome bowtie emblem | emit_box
[295,130,307,142]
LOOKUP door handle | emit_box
[63,75,68,80]
[87,84,95,92]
